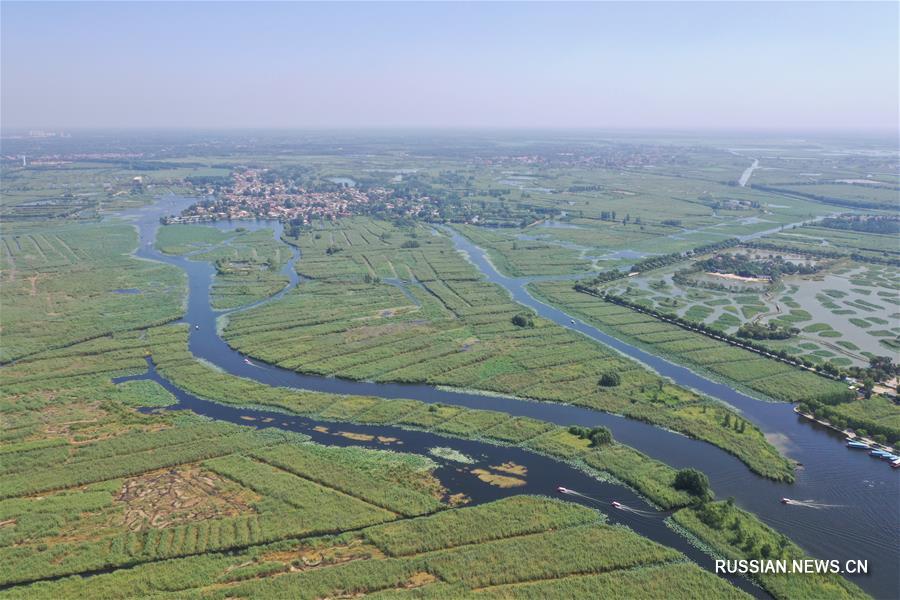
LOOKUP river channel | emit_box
[119,196,897,598]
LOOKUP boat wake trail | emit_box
[556,487,656,516]
[557,487,606,505]
[614,504,657,517]
[783,499,843,509]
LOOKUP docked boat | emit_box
[846,440,869,449]
[891,459,900,469]
[869,450,891,458]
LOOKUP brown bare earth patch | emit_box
[343,321,430,343]
[35,400,169,445]
[26,274,41,296]
[446,493,471,507]
[117,465,259,530]
[470,468,526,488]
[491,461,527,477]
[405,572,438,588]
[337,431,375,442]
[376,306,419,318]
[262,538,384,572]
[40,402,107,438]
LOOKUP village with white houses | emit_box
[167,168,438,224]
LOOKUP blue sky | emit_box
[2,1,897,131]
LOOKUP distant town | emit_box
[166,168,439,225]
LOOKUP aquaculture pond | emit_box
[599,254,898,366]
[119,197,898,598]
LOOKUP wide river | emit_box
[120,196,897,598]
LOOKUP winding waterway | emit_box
[120,196,897,598]
[114,359,763,597]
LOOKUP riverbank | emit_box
[218,218,793,482]
[107,199,896,598]
[794,407,897,456]
[146,323,699,511]
[139,324,872,600]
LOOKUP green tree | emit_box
[598,372,621,387]
[673,468,711,498]
[568,426,613,447]
[862,378,875,399]
[511,313,534,328]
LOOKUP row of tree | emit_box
[820,215,900,235]
[798,401,899,449]
[694,252,818,279]
[743,240,900,267]
[736,322,798,340]
[582,288,855,401]
[581,238,742,288]
[750,183,897,211]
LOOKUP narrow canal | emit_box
[114,360,764,597]
[119,196,897,598]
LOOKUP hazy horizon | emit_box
[2,1,898,132]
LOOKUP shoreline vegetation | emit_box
[155,224,293,310]
[529,282,899,446]
[574,286,852,394]
[2,321,863,599]
[146,324,700,511]
[793,407,896,455]
[220,217,793,482]
[3,134,896,599]
[673,502,868,600]
[0,495,752,600]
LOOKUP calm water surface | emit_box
[118,197,897,598]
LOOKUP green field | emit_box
[0,323,743,597]
[220,217,793,481]
[529,281,856,406]
[673,502,868,599]
[0,221,185,362]
[754,225,900,263]
[144,324,697,509]
[0,160,218,220]
[2,134,892,600]
[157,224,291,309]
[2,496,749,600]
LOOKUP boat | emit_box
[846,440,869,449]
[611,501,623,509]
[570,319,576,324]
[556,486,571,494]
[243,358,253,366]
[194,325,199,330]
[781,497,792,504]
